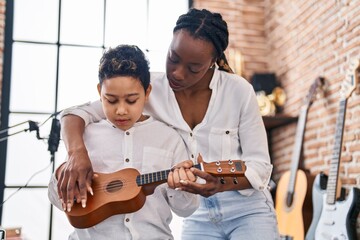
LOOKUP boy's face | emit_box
[98,76,151,131]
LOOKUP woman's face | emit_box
[166,30,216,92]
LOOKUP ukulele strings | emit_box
[89,175,169,193]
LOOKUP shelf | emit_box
[262,114,298,130]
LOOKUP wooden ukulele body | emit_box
[66,168,147,229]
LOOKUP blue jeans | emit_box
[181,190,280,240]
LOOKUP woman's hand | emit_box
[57,114,94,212]
[177,169,223,197]
[57,148,94,212]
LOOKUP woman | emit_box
[58,8,280,240]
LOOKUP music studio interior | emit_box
[0,0,359,239]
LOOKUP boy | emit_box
[48,45,199,240]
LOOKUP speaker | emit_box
[251,73,277,95]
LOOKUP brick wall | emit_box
[194,0,269,80]
[265,0,360,234]
[265,0,360,183]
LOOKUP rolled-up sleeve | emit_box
[61,100,105,126]
[48,174,63,211]
[238,86,273,195]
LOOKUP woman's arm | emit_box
[57,100,105,211]
[58,114,94,212]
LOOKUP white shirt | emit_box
[62,68,273,195]
[48,117,199,240]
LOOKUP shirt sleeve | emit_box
[238,84,273,195]
[166,187,199,217]
[48,173,64,211]
[61,100,105,126]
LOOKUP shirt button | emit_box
[225,130,230,134]
[190,132,193,137]
[191,154,194,158]
[125,158,130,162]
[126,132,130,135]
[125,218,130,222]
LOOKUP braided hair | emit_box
[173,8,234,73]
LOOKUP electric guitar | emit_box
[313,59,360,240]
[65,160,246,229]
[275,77,324,240]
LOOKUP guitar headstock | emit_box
[341,59,360,99]
[201,160,246,177]
[304,76,325,107]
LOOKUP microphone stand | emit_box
[46,116,61,240]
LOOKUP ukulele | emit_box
[275,77,324,240]
[312,59,360,240]
[65,160,246,229]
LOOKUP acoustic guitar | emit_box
[65,160,246,229]
[275,77,324,240]
[312,59,360,240]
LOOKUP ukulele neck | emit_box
[135,163,202,186]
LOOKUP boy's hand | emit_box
[57,148,94,212]
[167,160,196,189]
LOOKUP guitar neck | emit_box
[286,77,325,194]
[287,106,308,193]
[136,163,202,186]
[326,98,347,204]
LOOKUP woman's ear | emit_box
[145,84,152,101]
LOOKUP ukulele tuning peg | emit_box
[216,161,221,166]
[217,167,223,173]
[220,177,226,184]
[230,167,235,173]
[228,159,233,165]
[233,177,238,184]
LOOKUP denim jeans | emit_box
[181,190,280,240]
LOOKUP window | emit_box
[0,1,189,239]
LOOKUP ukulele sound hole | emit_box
[106,180,123,193]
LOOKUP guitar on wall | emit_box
[275,77,325,240]
[312,59,360,240]
[65,159,246,229]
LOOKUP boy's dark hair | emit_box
[173,8,233,73]
[98,45,150,91]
